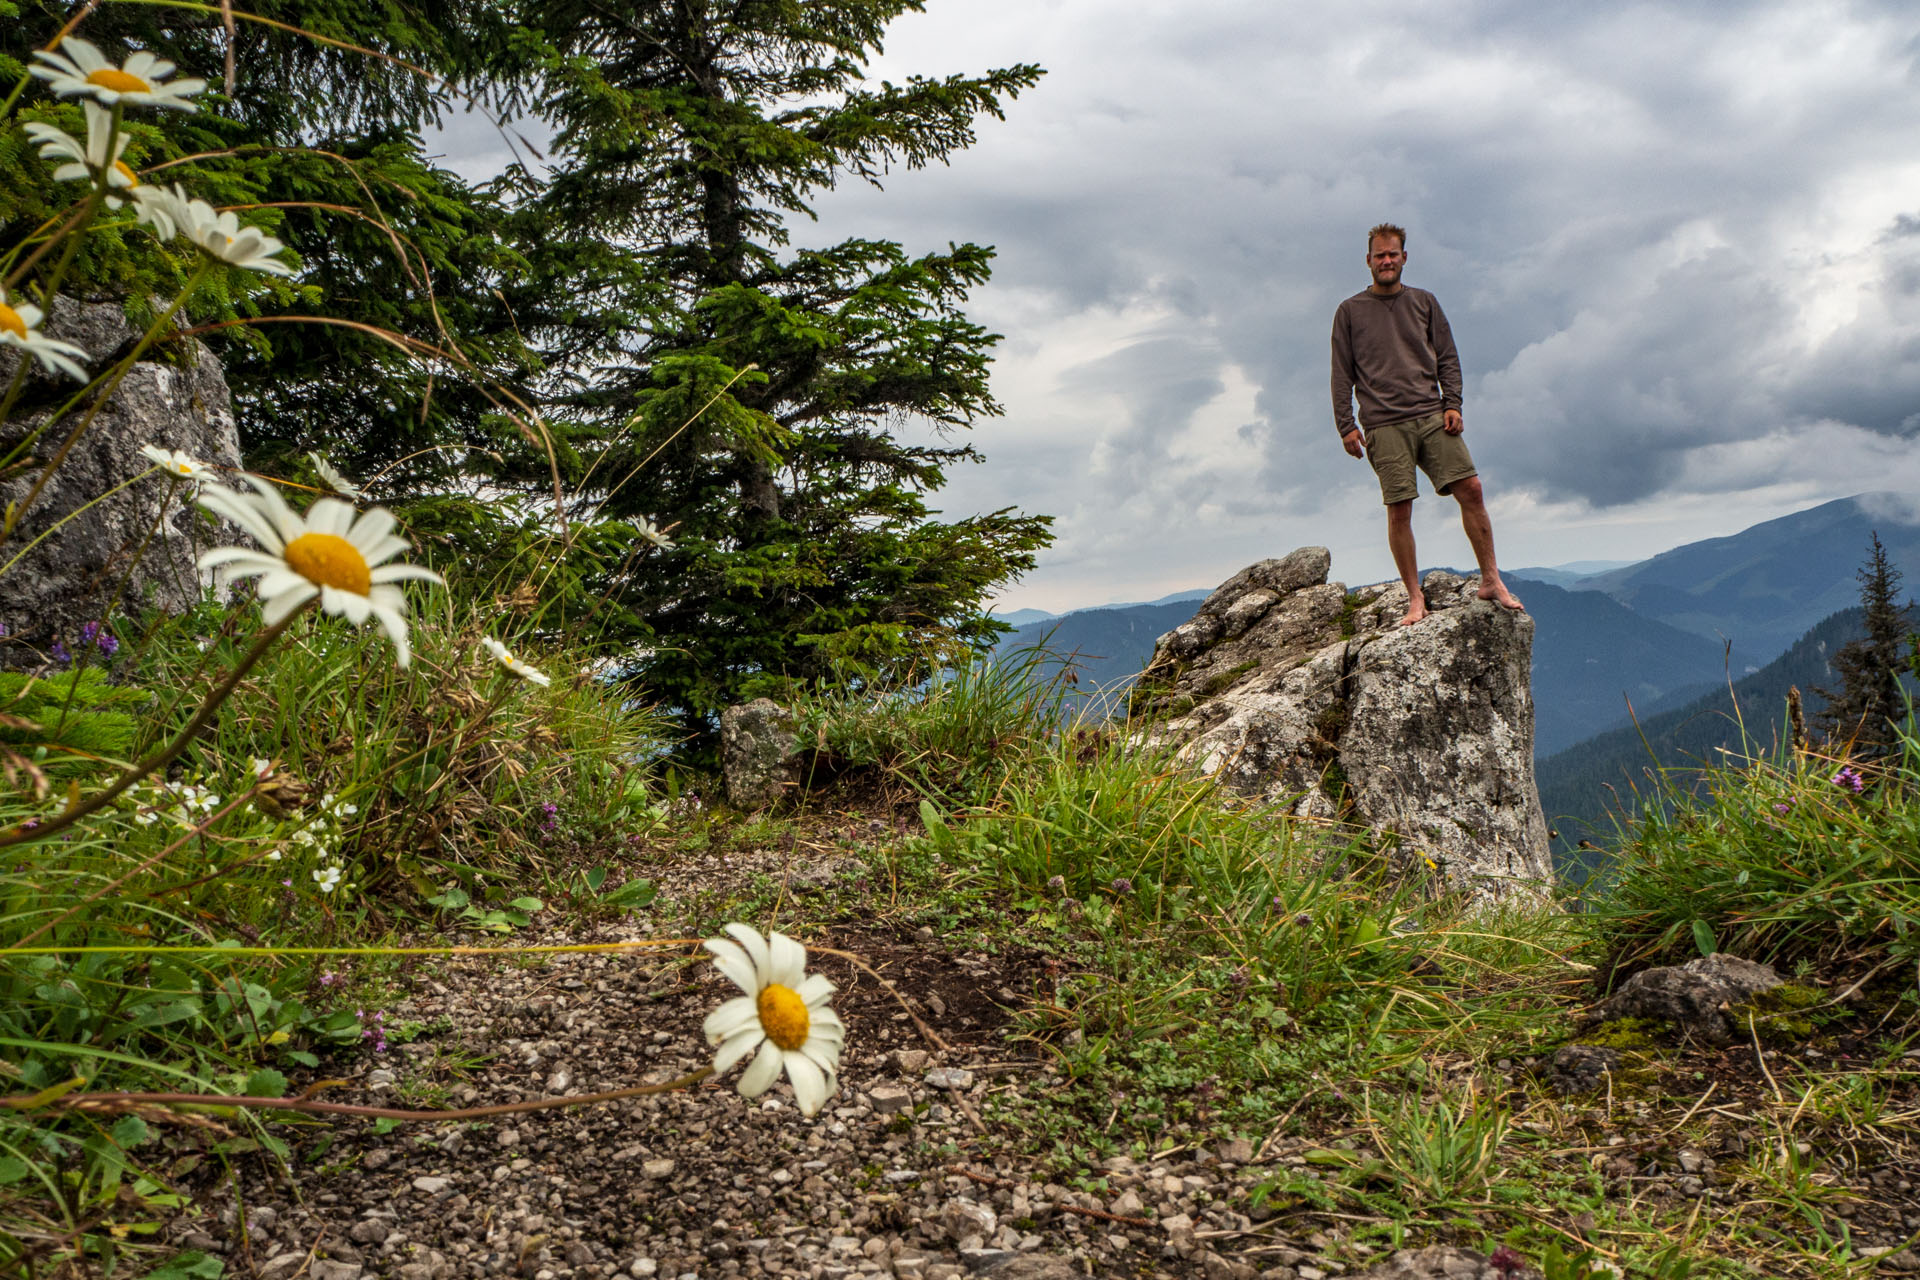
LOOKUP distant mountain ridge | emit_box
[1569,495,1920,665]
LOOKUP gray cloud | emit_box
[429,0,1920,608]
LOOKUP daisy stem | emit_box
[1,261,212,544]
[0,597,312,850]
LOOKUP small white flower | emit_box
[31,37,206,112]
[482,637,553,687]
[139,443,210,481]
[265,850,282,862]
[25,102,139,207]
[308,452,364,500]
[173,193,294,276]
[702,924,845,1118]
[637,517,675,550]
[0,287,89,382]
[133,808,159,827]
[313,864,343,894]
[195,476,442,667]
[290,827,318,848]
[251,757,272,778]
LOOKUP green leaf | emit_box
[0,1156,30,1186]
[244,1068,289,1099]
[112,1116,151,1149]
[585,866,609,892]
[1690,918,1718,958]
[602,878,657,908]
[136,1250,224,1280]
[372,1117,402,1135]
[285,1051,320,1068]
[508,896,544,912]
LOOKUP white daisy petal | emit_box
[368,562,442,586]
[259,582,318,626]
[767,930,807,987]
[796,973,837,1006]
[307,497,355,535]
[736,1041,784,1098]
[702,995,759,1043]
[711,1027,765,1077]
[723,923,774,986]
[784,1051,829,1117]
[702,937,759,995]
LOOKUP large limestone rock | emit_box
[0,298,241,664]
[1132,548,1552,901]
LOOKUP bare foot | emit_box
[1477,580,1524,611]
[1398,598,1429,627]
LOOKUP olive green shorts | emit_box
[1363,410,1477,505]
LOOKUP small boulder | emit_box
[719,698,800,809]
[1593,953,1784,1045]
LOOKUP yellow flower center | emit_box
[283,532,371,595]
[757,983,811,1051]
[85,68,151,95]
[0,304,25,340]
[111,159,138,188]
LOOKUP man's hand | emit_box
[1443,409,1464,435]
[1342,429,1365,459]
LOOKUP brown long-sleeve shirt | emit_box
[1329,286,1463,437]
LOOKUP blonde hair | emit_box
[1368,223,1407,252]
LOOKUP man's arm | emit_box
[1330,306,1361,445]
[1429,294,1463,416]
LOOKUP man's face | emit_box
[1367,237,1405,287]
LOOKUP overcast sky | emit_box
[439,0,1920,613]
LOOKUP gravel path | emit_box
[170,916,1370,1280]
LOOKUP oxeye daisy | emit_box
[637,517,675,550]
[173,194,294,276]
[702,924,845,1118]
[139,443,210,481]
[308,451,364,500]
[130,182,191,241]
[25,103,139,205]
[31,37,206,112]
[194,475,442,667]
[0,287,89,381]
[482,637,552,687]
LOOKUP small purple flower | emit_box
[319,970,338,986]
[1487,1246,1526,1278]
[539,801,559,833]
[79,621,100,645]
[1832,766,1865,794]
[1227,966,1251,988]
[1109,877,1133,895]
[1046,874,1066,894]
[97,631,118,657]
[1295,913,1313,927]
[1773,802,1792,815]
[49,641,70,667]
[0,621,9,638]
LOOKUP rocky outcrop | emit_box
[0,298,241,665]
[719,697,802,809]
[1131,547,1552,901]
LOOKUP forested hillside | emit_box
[1537,608,1874,865]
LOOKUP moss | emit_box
[1201,659,1260,696]
[1339,592,1363,638]
[1575,1017,1669,1051]
[1312,700,1350,747]
[1734,982,1826,1044]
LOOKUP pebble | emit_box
[642,1158,677,1179]
[869,1084,913,1115]
[925,1068,974,1091]
[409,1176,450,1194]
[627,1259,657,1277]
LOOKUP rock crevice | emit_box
[1132,547,1551,901]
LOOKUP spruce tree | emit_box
[1815,532,1915,758]
[485,0,1054,729]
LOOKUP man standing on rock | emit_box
[1331,223,1523,626]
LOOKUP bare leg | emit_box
[1450,476,1523,610]
[1386,499,1426,625]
